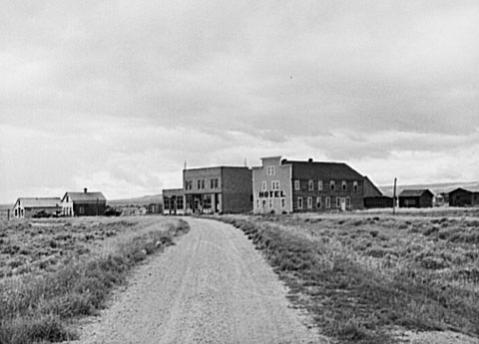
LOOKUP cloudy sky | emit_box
[1,1,478,203]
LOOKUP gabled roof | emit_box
[63,192,106,203]
[399,189,433,197]
[449,187,479,194]
[15,197,61,208]
[283,159,364,180]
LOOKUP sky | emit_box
[1,0,479,203]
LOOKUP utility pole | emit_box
[393,177,397,215]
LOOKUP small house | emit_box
[449,188,479,207]
[61,188,106,216]
[12,197,61,219]
[399,189,434,208]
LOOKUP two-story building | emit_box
[183,166,252,214]
[252,157,366,214]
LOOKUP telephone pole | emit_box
[393,177,397,215]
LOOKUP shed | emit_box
[399,189,434,208]
[12,197,61,219]
[61,188,107,216]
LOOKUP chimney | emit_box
[308,158,313,163]
[84,188,88,194]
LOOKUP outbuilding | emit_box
[399,189,434,208]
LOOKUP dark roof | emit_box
[449,187,479,194]
[15,197,60,208]
[282,160,364,180]
[64,192,106,203]
[399,189,433,197]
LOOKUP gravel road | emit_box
[71,218,324,344]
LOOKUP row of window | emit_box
[261,180,280,191]
[164,197,184,210]
[294,179,359,192]
[296,196,351,209]
[258,198,286,209]
[185,178,219,190]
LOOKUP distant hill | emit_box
[379,181,479,196]
[108,194,163,207]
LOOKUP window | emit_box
[325,197,331,209]
[261,181,267,191]
[318,180,323,191]
[267,166,276,176]
[294,180,300,191]
[281,198,286,208]
[330,180,335,191]
[197,180,201,189]
[342,181,347,191]
[353,181,358,193]
[297,197,303,209]
[307,197,313,209]
[272,180,280,190]
[346,197,351,208]
[262,200,266,208]
[336,197,341,208]
[269,199,273,208]
[185,181,192,190]
[316,197,322,209]
[177,197,184,209]
[210,178,219,189]
[308,180,314,191]
[201,179,205,189]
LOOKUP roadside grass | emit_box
[0,217,189,344]
[218,215,479,344]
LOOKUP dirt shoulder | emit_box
[68,218,324,344]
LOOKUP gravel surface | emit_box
[69,218,325,344]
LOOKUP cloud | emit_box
[1,1,479,202]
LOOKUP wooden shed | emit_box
[399,189,434,208]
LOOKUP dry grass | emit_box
[0,216,190,344]
[218,212,479,344]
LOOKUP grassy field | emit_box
[0,216,189,344]
[218,212,479,344]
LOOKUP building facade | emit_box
[162,188,185,215]
[252,157,366,214]
[61,188,106,216]
[183,166,252,214]
[12,198,61,219]
[398,189,434,208]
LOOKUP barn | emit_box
[399,189,434,208]
[61,188,107,216]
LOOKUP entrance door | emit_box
[340,198,346,211]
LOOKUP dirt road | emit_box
[72,218,323,344]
